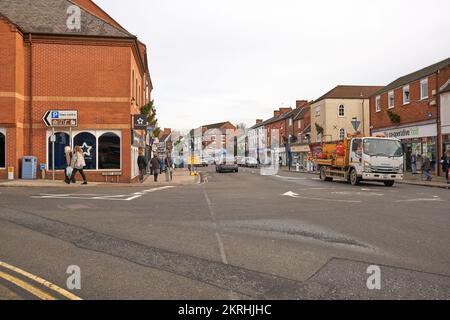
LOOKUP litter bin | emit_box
[7,167,14,180]
[22,156,37,180]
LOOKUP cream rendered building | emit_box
[310,85,383,143]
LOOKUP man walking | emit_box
[441,149,450,184]
[421,154,432,182]
[137,149,148,183]
[165,155,174,181]
[151,154,161,182]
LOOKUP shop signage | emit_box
[372,124,437,140]
[133,115,148,129]
[291,145,311,153]
[43,110,78,127]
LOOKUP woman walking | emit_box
[69,146,88,185]
[151,154,161,182]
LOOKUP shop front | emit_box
[372,122,438,174]
[291,144,311,170]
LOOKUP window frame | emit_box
[338,104,345,118]
[46,130,122,171]
[315,106,321,117]
[339,128,346,140]
[98,132,121,170]
[388,90,395,109]
[420,78,429,100]
[375,96,381,112]
[403,85,410,105]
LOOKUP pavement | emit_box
[0,169,199,188]
[0,166,449,300]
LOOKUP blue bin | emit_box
[22,156,37,180]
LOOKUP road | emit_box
[0,167,449,300]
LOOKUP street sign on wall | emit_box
[43,110,78,127]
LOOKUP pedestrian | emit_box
[64,146,74,184]
[165,155,174,181]
[421,154,432,182]
[69,146,88,185]
[411,152,417,175]
[137,149,148,183]
[441,149,450,184]
[279,156,283,168]
[151,154,161,182]
[160,156,166,173]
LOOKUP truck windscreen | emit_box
[363,139,403,157]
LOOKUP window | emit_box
[298,119,302,129]
[74,132,97,170]
[339,128,346,140]
[403,85,410,105]
[289,118,293,127]
[315,107,321,117]
[48,132,70,170]
[132,70,135,100]
[420,78,428,100]
[98,133,121,169]
[388,91,395,109]
[338,105,345,117]
[0,131,5,168]
[375,96,381,112]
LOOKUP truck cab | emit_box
[348,137,404,186]
[316,136,404,187]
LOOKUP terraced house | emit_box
[0,0,153,182]
[370,57,450,175]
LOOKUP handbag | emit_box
[66,166,73,177]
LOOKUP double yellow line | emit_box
[0,261,82,300]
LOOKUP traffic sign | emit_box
[351,119,361,132]
[43,110,78,127]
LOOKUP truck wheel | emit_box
[320,167,333,182]
[384,181,395,187]
[349,168,360,186]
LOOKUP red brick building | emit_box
[370,58,450,174]
[0,0,153,182]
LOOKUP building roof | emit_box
[203,121,232,131]
[374,57,450,96]
[441,80,450,94]
[314,85,383,103]
[0,0,133,38]
[293,104,310,121]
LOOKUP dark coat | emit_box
[151,157,160,171]
[442,154,450,171]
[137,155,147,170]
[422,156,431,171]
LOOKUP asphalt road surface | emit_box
[1,167,449,300]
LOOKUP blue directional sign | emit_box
[351,119,361,132]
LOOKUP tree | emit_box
[236,122,247,130]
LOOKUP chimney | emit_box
[256,119,263,125]
[274,111,281,117]
[296,100,308,109]
[279,107,292,115]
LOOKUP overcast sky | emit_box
[96,0,450,130]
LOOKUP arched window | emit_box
[48,132,70,170]
[339,128,346,140]
[74,132,97,170]
[338,105,345,117]
[98,133,121,169]
[0,132,5,168]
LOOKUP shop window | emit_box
[0,132,5,168]
[403,85,410,105]
[98,133,121,170]
[74,132,97,170]
[48,132,70,170]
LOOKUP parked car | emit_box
[245,157,258,168]
[236,156,246,167]
[216,156,239,173]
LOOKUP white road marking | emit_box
[203,189,228,265]
[396,198,444,203]
[32,186,176,201]
[282,191,362,203]
[274,175,308,180]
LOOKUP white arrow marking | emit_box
[282,191,362,203]
[396,198,444,202]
